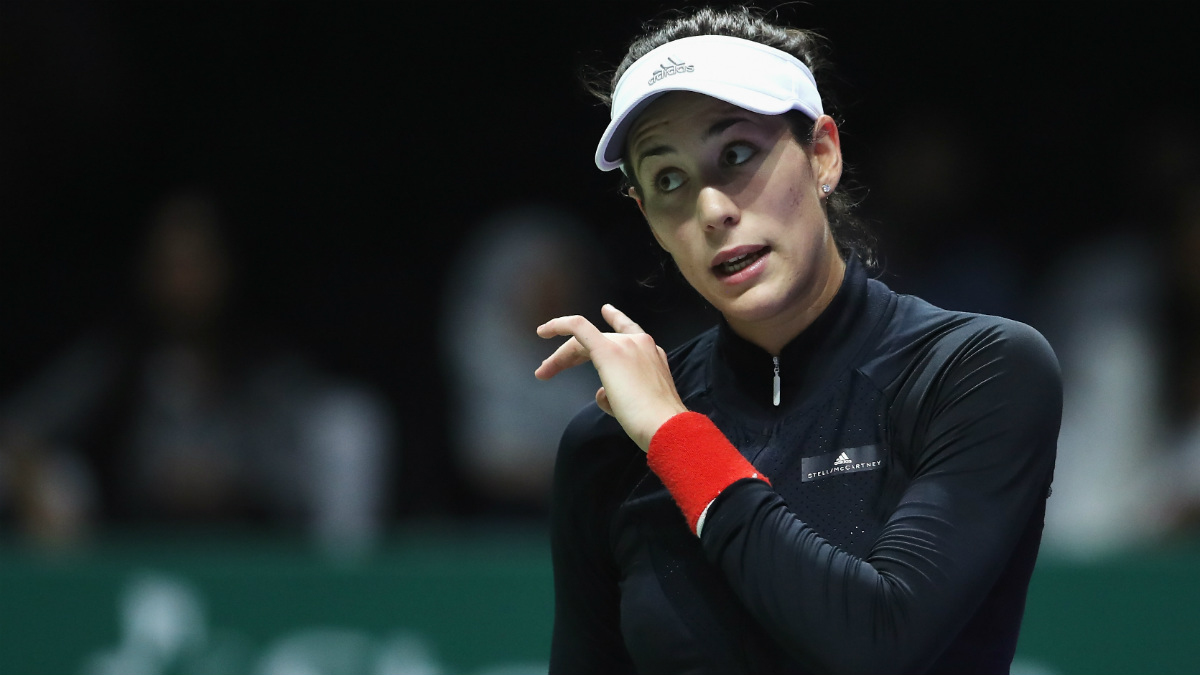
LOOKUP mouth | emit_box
[712,246,770,278]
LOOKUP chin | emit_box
[712,287,792,324]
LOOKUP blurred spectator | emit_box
[439,203,609,520]
[0,186,395,554]
[1033,228,1167,557]
[1159,178,1200,538]
[1033,112,1200,557]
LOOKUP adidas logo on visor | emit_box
[648,57,694,85]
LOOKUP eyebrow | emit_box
[633,116,752,176]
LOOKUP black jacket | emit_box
[549,256,1061,674]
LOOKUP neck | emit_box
[726,241,847,356]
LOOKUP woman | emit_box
[535,7,1060,674]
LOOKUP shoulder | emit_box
[555,400,645,503]
[878,296,1063,464]
[924,312,1062,424]
[868,283,1060,390]
[559,401,627,462]
[909,300,1060,390]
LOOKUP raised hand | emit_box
[536,304,687,452]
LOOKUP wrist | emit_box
[647,411,769,535]
[637,404,689,453]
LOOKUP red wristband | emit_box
[647,411,770,535]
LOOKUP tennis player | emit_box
[536,7,1061,673]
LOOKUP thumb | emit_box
[595,386,614,416]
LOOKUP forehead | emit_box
[628,92,766,151]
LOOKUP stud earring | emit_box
[821,184,831,194]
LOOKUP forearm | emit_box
[648,417,1053,673]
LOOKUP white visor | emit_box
[595,34,824,172]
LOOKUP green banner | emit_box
[1,529,1198,674]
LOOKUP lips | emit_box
[712,245,770,277]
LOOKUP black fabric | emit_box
[549,255,1061,674]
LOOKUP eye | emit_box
[655,169,686,193]
[721,143,755,167]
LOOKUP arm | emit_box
[659,321,1061,673]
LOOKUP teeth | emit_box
[720,250,761,273]
[725,257,754,273]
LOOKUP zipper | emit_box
[772,356,781,407]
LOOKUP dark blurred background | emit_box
[2,2,1199,673]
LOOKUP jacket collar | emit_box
[709,254,879,418]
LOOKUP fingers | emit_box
[537,314,607,348]
[601,303,645,334]
[534,306,650,381]
[535,314,608,380]
[534,336,588,380]
[537,306,685,452]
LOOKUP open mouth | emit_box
[713,246,769,277]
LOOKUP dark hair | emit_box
[584,5,876,268]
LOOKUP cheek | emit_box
[647,221,710,283]
[786,163,817,211]
[756,151,809,212]
[644,208,686,250]
[777,165,825,231]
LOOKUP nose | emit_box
[695,185,740,230]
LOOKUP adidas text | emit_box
[648,57,695,85]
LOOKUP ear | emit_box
[809,114,843,191]
[627,185,645,214]
[628,186,671,252]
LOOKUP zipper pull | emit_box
[772,356,781,407]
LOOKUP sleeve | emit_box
[650,320,1062,674]
[548,406,638,675]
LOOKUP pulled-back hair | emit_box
[584,5,876,268]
